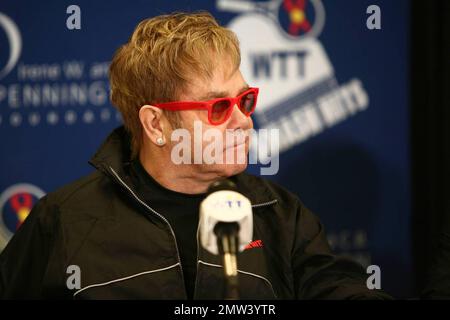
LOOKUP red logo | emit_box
[283,0,312,36]
[10,193,33,229]
[245,239,263,250]
[1,183,45,246]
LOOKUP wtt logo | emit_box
[218,0,369,153]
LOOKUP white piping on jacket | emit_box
[198,260,277,298]
[73,263,180,297]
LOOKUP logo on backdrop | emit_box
[217,0,369,153]
[0,11,120,128]
[0,183,45,249]
[0,12,22,80]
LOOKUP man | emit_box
[0,12,390,299]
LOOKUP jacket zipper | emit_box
[108,166,188,299]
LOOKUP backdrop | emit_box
[0,0,411,297]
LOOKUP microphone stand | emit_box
[214,222,240,300]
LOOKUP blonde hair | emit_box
[109,11,241,158]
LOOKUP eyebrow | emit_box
[197,84,250,101]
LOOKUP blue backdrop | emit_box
[0,0,411,297]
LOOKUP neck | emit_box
[139,145,221,195]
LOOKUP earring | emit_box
[156,137,165,146]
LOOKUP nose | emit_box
[227,103,252,129]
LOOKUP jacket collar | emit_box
[89,126,131,175]
[89,126,278,206]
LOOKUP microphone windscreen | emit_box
[207,179,238,195]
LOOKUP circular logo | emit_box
[276,0,325,39]
[0,184,45,248]
[0,12,22,79]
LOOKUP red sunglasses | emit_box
[154,87,259,125]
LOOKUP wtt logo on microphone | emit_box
[214,200,243,209]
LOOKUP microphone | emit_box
[199,179,253,299]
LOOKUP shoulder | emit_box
[33,170,116,224]
[234,172,302,208]
[45,171,106,207]
[234,172,322,229]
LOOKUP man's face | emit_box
[170,59,254,178]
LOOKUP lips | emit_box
[224,135,249,150]
[225,142,245,150]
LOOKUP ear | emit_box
[139,105,166,146]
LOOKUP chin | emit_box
[218,162,248,178]
[202,162,248,179]
[202,144,250,178]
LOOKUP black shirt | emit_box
[129,159,206,299]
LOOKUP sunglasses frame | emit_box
[153,87,259,125]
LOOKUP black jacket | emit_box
[0,127,391,299]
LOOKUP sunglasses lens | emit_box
[211,100,231,124]
[240,91,256,114]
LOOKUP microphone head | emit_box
[207,179,238,195]
[199,180,253,255]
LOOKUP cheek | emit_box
[194,110,209,124]
[179,110,195,127]
[201,123,227,148]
